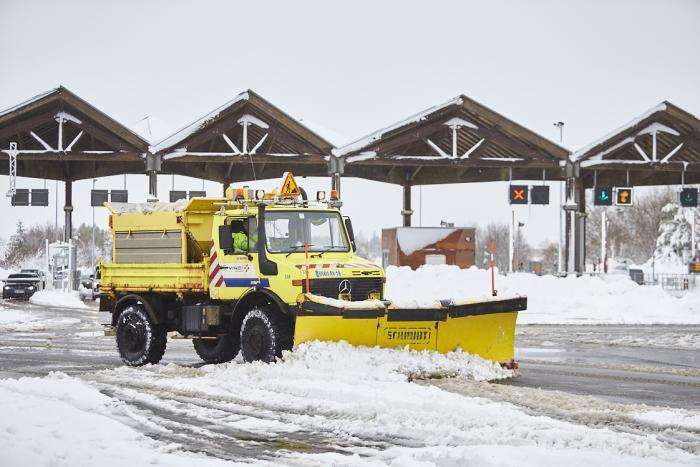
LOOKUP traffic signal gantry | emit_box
[593,186,634,207]
[508,185,551,205]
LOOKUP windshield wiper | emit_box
[285,244,316,257]
[310,246,344,257]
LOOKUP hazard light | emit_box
[330,189,339,201]
[316,191,326,201]
[235,188,245,200]
[255,189,265,200]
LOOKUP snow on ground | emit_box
[384,265,700,324]
[631,409,700,432]
[0,374,238,467]
[15,341,693,466]
[0,306,80,332]
[29,290,87,309]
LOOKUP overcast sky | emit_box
[1,0,698,244]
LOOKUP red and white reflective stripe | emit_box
[209,245,224,288]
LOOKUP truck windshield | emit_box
[265,211,349,253]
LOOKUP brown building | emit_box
[382,227,475,270]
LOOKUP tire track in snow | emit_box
[84,373,408,462]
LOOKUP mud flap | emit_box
[295,294,526,363]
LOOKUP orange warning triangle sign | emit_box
[280,172,300,197]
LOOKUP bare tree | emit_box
[475,222,511,272]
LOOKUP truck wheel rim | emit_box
[123,315,146,352]
[248,327,265,357]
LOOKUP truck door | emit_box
[211,216,266,300]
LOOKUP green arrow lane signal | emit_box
[594,187,613,206]
[680,188,698,207]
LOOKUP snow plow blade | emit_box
[295,294,526,364]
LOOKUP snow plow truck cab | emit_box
[99,173,525,367]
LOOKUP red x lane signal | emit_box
[509,185,529,205]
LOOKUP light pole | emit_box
[554,121,565,275]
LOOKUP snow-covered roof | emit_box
[572,102,668,161]
[151,91,250,152]
[0,88,59,119]
[294,116,348,148]
[333,96,464,157]
[0,86,149,153]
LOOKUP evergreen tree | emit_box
[652,203,693,263]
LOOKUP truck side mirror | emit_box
[218,225,233,252]
[344,216,356,251]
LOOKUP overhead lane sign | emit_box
[509,185,528,205]
[680,188,698,207]
[530,186,550,205]
[615,187,633,206]
[594,187,613,206]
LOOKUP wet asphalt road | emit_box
[0,299,698,409]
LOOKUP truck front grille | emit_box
[304,278,383,301]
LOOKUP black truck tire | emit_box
[116,304,167,366]
[240,306,293,363]
[193,335,239,364]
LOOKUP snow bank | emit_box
[285,341,511,381]
[0,374,234,467]
[87,341,694,466]
[0,307,80,331]
[631,409,700,431]
[384,265,700,324]
[29,290,87,309]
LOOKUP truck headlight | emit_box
[3,286,9,290]
[28,286,34,290]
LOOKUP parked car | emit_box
[2,272,44,300]
[79,269,100,301]
[20,269,47,288]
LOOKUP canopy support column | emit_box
[575,178,586,274]
[402,184,413,227]
[64,179,73,242]
[146,153,161,201]
[328,155,345,199]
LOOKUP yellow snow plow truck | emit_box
[100,173,525,367]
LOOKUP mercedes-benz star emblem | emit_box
[338,280,351,294]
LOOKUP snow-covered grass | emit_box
[3,341,693,466]
[384,265,700,324]
[29,289,87,309]
[0,307,80,332]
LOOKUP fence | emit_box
[628,268,696,291]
